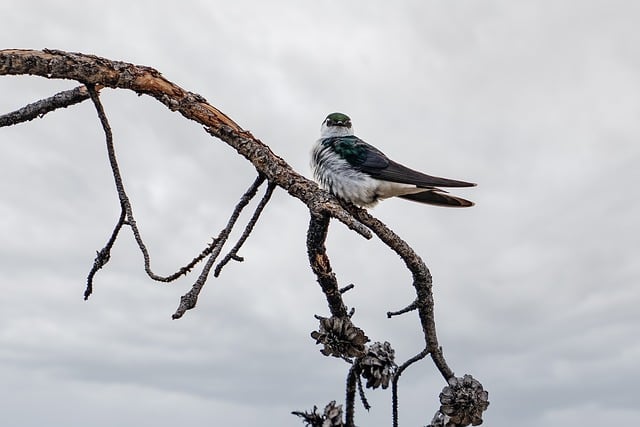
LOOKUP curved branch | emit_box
[348,206,454,380]
[1,48,487,426]
[214,181,276,277]
[85,84,216,290]
[172,175,267,319]
[391,348,430,427]
[0,48,371,239]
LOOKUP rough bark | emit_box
[1,48,488,427]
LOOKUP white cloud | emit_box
[1,1,639,426]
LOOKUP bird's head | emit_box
[320,112,354,138]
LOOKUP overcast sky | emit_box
[1,1,639,426]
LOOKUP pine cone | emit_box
[439,374,489,426]
[359,341,397,389]
[310,316,369,359]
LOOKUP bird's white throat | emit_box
[320,122,354,138]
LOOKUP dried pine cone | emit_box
[359,341,397,389]
[439,374,489,426]
[311,316,369,359]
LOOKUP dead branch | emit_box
[0,84,97,127]
[171,175,268,319]
[85,83,222,299]
[306,212,350,318]
[214,181,276,277]
[0,48,370,237]
[0,48,488,427]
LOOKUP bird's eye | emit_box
[326,118,333,125]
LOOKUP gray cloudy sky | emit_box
[1,1,639,426]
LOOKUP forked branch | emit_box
[0,48,488,427]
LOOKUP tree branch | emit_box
[392,348,430,427]
[214,181,276,277]
[0,85,97,127]
[172,175,267,319]
[345,362,360,427]
[306,212,349,318]
[347,206,454,380]
[85,201,126,299]
[1,48,488,427]
[0,48,371,239]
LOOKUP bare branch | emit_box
[1,48,488,427]
[214,181,276,277]
[0,85,96,127]
[85,83,234,295]
[339,283,355,294]
[172,175,266,319]
[387,299,418,318]
[306,213,349,318]
[0,48,371,239]
[345,362,360,427]
[85,202,127,299]
[356,373,371,411]
[347,206,454,380]
[392,348,431,427]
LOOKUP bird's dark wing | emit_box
[327,136,476,188]
[367,157,476,188]
[326,136,389,169]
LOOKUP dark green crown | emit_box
[324,112,352,127]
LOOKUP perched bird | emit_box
[311,112,476,208]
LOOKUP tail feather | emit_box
[399,190,474,207]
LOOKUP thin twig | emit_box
[147,238,220,282]
[85,84,146,297]
[345,362,360,427]
[0,85,96,127]
[172,175,266,319]
[387,299,419,318]
[356,374,371,411]
[214,180,276,277]
[84,203,126,299]
[87,84,223,288]
[391,348,430,427]
[339,284,355,294]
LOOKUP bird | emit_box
[311,112,476,208]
